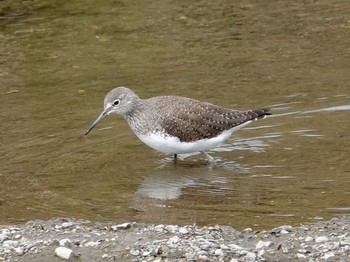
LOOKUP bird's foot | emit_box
[201,151,215,163]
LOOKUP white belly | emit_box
[135,121,252,154]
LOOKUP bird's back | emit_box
[138,95,270,142]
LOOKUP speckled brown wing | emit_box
[160,99,270,142]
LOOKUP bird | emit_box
[85,86,270,162]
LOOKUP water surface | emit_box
[1,0,349,230]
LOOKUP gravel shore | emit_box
[1,216,349,261]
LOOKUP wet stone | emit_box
[111,223,131,231]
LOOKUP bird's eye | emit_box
[113,99,120,106]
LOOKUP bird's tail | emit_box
[249,108,271,120]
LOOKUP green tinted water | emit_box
[1,0,349,229]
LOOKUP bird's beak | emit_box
[85,107,111,135]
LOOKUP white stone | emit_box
[198,250,208,256]
[130,249,140,256]
[214,249,224,256]
[142,251,150,256]
[59,238,71,246]
[3,240,18,247]
[84,240,101,247]
[243,228,253,233]
[154,224,164,232]
[198,255,209,261]
[258,249,265,257]
[0,233,9,243]
[179,227,189,234]
[165,225,178,232]
[220,244,229,250]
[1,229,10,234]
[61,222,74,229]
[200,244,210,251]
[305,236,313,242]
[297,253,306,259]
[280,229,289,235]
[168,235,180,244]
[245,252,256,262]
[323,251,335,260]
[102,254,108,259]
[229,243,244,250]
[256,240,272,249]
[315,236,329,243]
[185,252,195,260]
[230,259,239,262]
[282,246,289,253]
[111,223,131,230]
[14,247,24,255]
[55,247,73,260]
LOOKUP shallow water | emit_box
[1,0,349,230]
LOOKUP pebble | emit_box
[198,254,209,261]
[256,240,272,249]
[168,235,180,244]
[142,251,150,256]
[305,236,314,242]
[280,229,289,235]
[242,228,253,233]
[111,223,131,230]
[214,248,224,256]
[179,227,189,234]
[0,233,9,243]
[185,252,195,260]
[59,238,71,246]
[165,225,178,233]
[149,247,159,256]
[245,251,256,261]
[14,247,24,255]
[323,251,335,260]
[315,236,329,243]
[55,246,73,260]
[84,240,101,247]
[229,243,244,250]
[154,224,164,232]
[130,249,140,256]
[61,222,74,229]
[3,240,18,248]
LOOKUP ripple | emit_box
[303,104,350,113]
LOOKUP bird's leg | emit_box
[174,154,178,163]
[201,151,214,163]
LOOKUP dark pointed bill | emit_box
[85,109,109,135]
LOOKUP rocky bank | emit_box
[1,216,349,261]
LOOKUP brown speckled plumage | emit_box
[86,86,270,159]
[136,96,269,142]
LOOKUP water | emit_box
[1,0,349,230]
